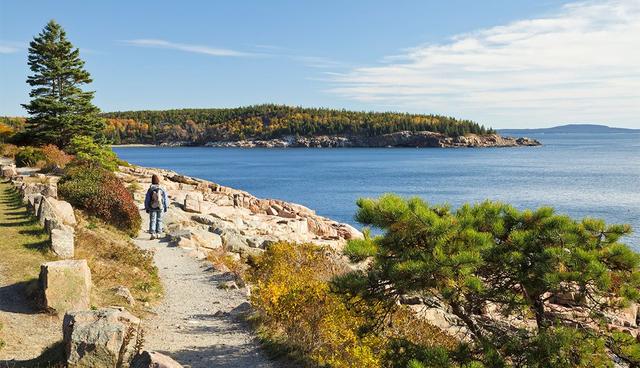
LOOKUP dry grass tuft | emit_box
[207,248,246,277]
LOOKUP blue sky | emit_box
[1,0,638,128]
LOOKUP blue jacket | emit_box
[145,185,169,212]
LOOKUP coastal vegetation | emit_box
[58,161,141,236]
[248,197,640,367]
[102,105,495,144]
[351,195,639,366]
[249,242,459,368]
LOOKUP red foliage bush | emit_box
[58,161,141,236]
[41,144,73,170]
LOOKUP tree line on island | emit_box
[1,19,639,368]
[101,105,496,145]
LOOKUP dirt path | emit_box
[0,181,59,362]
[135,215,279,368]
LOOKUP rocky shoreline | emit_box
[117,165,363,257]
[203,131,541,148]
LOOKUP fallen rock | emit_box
[191,214,218,226]
[130,351,184,368]
[113,285,136,306]
[307,217,338,238]
[183,193,202,213]
[265,206,278,216]
[221,231,263,256]
[192,230,223,250]
[50,227,75,259]
[551,286,585,307]
[337,223,363,240]
[168,229,193,247]
[277,208,296,219]
[63,307,141,367]
[217,281,239,290]
[400,295,423,305]
[39,260,91,314]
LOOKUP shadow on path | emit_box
[0,279,41,315]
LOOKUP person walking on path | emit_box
[144,174,169,239]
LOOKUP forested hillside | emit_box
[101,104,495,144]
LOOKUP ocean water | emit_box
[114,133,640,248]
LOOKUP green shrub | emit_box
[58,162,141,236]
[15,146,46,167]
[67,135,119,171]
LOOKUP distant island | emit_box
[101,104,540,148]
[499,123,640,135]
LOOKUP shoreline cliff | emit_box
[122,132,540,148]
[204,132,540,148]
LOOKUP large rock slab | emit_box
[50,227,75,259]
[63,307,141,367]
[130,351,184,368]
[39,260,91,314]
[192,229,223,250]
[38,196,76,229]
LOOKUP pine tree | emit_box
[338,194,640,366]
[22,20,104,148]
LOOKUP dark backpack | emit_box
[150,188,162,209]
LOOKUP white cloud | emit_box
[253,44,348,68]
[121,39,253,57]
[0,41,24,54]
[327,0,640,128]
[291,55,347,69]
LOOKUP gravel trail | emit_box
[135,220,279,368]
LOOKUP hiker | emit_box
[144,174,169,239]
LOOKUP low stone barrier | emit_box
[39,259,91,314]
[63,307,140,367]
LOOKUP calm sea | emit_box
[114,133,640,248]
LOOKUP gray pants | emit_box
[149,210,163,234]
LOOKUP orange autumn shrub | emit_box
[0,123,14,142]
[0,143,19,158]
[41,144,73,170]
[249,242,380,368]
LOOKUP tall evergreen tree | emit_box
[22,20,104,148]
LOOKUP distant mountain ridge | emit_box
[499,124,640,135]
